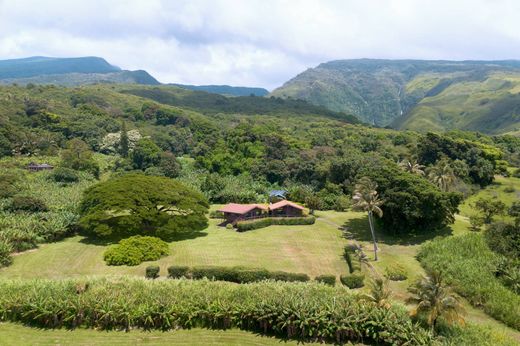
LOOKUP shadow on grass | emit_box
[340,215,453,246]
[79,231,208,246]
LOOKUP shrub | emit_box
[8,196,48,213]
[512,168,520,178]
[225,223,234,230]
[209,210,224,219]
[503,186,515,193]
[384,264,408,281]
[0,278,434,345]
[269,271,310,282]
[315,274,336,286]
[103,236,169,266]
[340,274,365,289]
[145,265,160,279]
[167,265,190,279]
[0,240,12,267]
[343,245,360,273]
[236,216,315,232]
[0,173,19,198]
[49,167,80,183]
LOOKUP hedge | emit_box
[236,216,315,232]
[0,278,434,345]
[166,265,310,284]
[145,266,160,279]
[315,274,336,286]
[167,265,190,278]
[340,274,365,289]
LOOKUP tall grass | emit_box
[0,167,97,264]
[0,278,433,345]
[418,233,520,330]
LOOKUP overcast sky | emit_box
[1,0,520,89]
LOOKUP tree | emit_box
[399,159,425,175]
[159,151,181,178]
[60,138,99,177]
[305,194,323,215]
[428,160,456,192]
[79,174,209,240]
[408,271,465,333]
[352,177,383,260]
[474,198,506,224]
[131,138,161,170]
[119,121,129,158]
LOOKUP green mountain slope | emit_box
[271,59,520,133]
[0,57,160,86]
[172,84,269,97]
[121,86,359,122]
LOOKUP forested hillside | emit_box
[271,59,520,134]
[0,57,159,86]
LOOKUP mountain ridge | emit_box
[271,59,520,134]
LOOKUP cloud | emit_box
[1,0,520,89]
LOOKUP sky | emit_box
[1,0,520,90]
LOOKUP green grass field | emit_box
[0,210,352,280]
[0,323,318,346]
[1,178,519,343]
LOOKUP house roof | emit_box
[270,200,305,210]
[218,203,268,215]
[269,190,287,198]
[27,163,54,168]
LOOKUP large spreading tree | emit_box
[79,174,209,240]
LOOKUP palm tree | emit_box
[408,271,465,333]
[399,159,425,175]
[427,161,456,192]
[352,177,383,261]
[362,277,392,308]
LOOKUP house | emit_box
[218,203,268,224]
[27,162,54,172]
[218,200,305,225]
[269,200,304,217]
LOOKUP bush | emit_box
[167,265,190,279]
[103,236,169,266]
[504,186,516,193]
[343,245,360,273]
[145,265,160,279]
[225,223,234,230]
[49,167,80,183]
[209,210,224,219]
[315,274,336,286]
[236,216,315,232]
[8,196,48,213]
[0,240,12,267]
[340,274,365,289]
[0,278,434,345]
[0,173,19,198]
[384,264,408,281]
[270,271,310,282]
[512,168,520,178]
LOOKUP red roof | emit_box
[218,203,268,215]
[270,200,305,210]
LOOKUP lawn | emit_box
[0,210,352,279]
[0,322,318,345]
